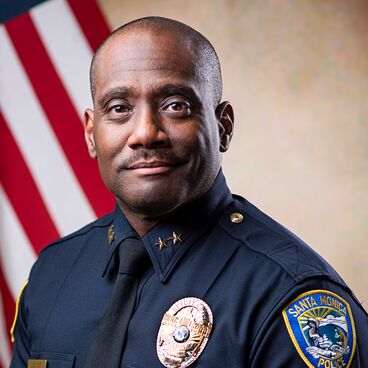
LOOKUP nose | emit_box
[127,105,170,149]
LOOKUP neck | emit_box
[116,200,171,236]
[123,212,160,237]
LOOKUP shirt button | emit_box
[230,212,244,224]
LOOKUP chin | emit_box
[125,195,183,218]
[115,182,187,217]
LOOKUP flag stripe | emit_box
[5,13,114,218]
[67,0,111,52]
[0,112,59,251]
[0,0,112,361]
[0,186,37,300]
[0,292,11,368]
[0,263,15,341]
[31,0,93,116]
[0,26,96,236]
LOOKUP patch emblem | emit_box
[157,297,213,368]
[283,290,356,368]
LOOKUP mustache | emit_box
[119,151,186,170]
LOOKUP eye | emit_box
[111,105,128,113]
[106,101,131,119]
[163,100,192,117]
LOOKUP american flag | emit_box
[0,0,114,365]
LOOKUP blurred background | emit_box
[98,0,368,304]
[1,0,367,365]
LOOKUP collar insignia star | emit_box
[107,225,115,245]
[155,237,168,250]
[171,232,182,245]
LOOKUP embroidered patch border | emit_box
[282,289,356,368]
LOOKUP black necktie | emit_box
[84,237,151,368]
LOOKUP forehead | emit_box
[94,30,202,95]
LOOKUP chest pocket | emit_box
[29,352,75,368]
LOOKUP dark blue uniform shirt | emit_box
[10,171,368,367]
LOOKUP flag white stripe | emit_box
[0,292,11,368]
[0,186,36,300]
[31,0,94,116]
[0,26,96,236]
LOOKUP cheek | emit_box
[171,122,205,148]
[191,123,219,157]
[94,124,127,162]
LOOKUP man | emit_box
[10,16,368,368]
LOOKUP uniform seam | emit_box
[245,214,298,245]
[40,214,114,253]
[218,217,248,243]
[234,196,308,246]
[220,212,333,283]
[219,217,302,282]
[219,199,297,246]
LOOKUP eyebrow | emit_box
[154,84,200,102]
[97,83,202,109]
[97,87,136,109]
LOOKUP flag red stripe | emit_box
[5,14,114,218]
[0,263,15,347]
[67,0,111,52]
[0,111,60,252]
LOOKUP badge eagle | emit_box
[283,290,356,368]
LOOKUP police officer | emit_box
[10,16,368,368]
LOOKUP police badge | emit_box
[283,290,356,368]
[157,297,213,368]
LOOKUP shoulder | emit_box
[218,194,347,287]
[40,211,114,255]
[27,212,114,283]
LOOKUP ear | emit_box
[215,101,234,152]
[83,108,97,159]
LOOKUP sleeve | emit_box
[9,282,31,368]
[249,277,368,367]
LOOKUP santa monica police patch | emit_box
[282,290,356,368]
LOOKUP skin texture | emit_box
[84,24,234,235]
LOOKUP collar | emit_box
[102,169,233,282]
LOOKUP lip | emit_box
[128,161,177,169]
[127,160,180,175]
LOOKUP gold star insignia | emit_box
[171,232,182,245]
[155,237,168,250]
[107,225,115,245]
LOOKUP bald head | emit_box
[89,16,223,107]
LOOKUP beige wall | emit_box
[97,0,368,303]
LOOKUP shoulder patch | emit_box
[282,290,356,368]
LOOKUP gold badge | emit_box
[157,297,213,368]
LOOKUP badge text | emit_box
[288,296,318,317]
[317,357,347,368]
[319,295,346,315]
